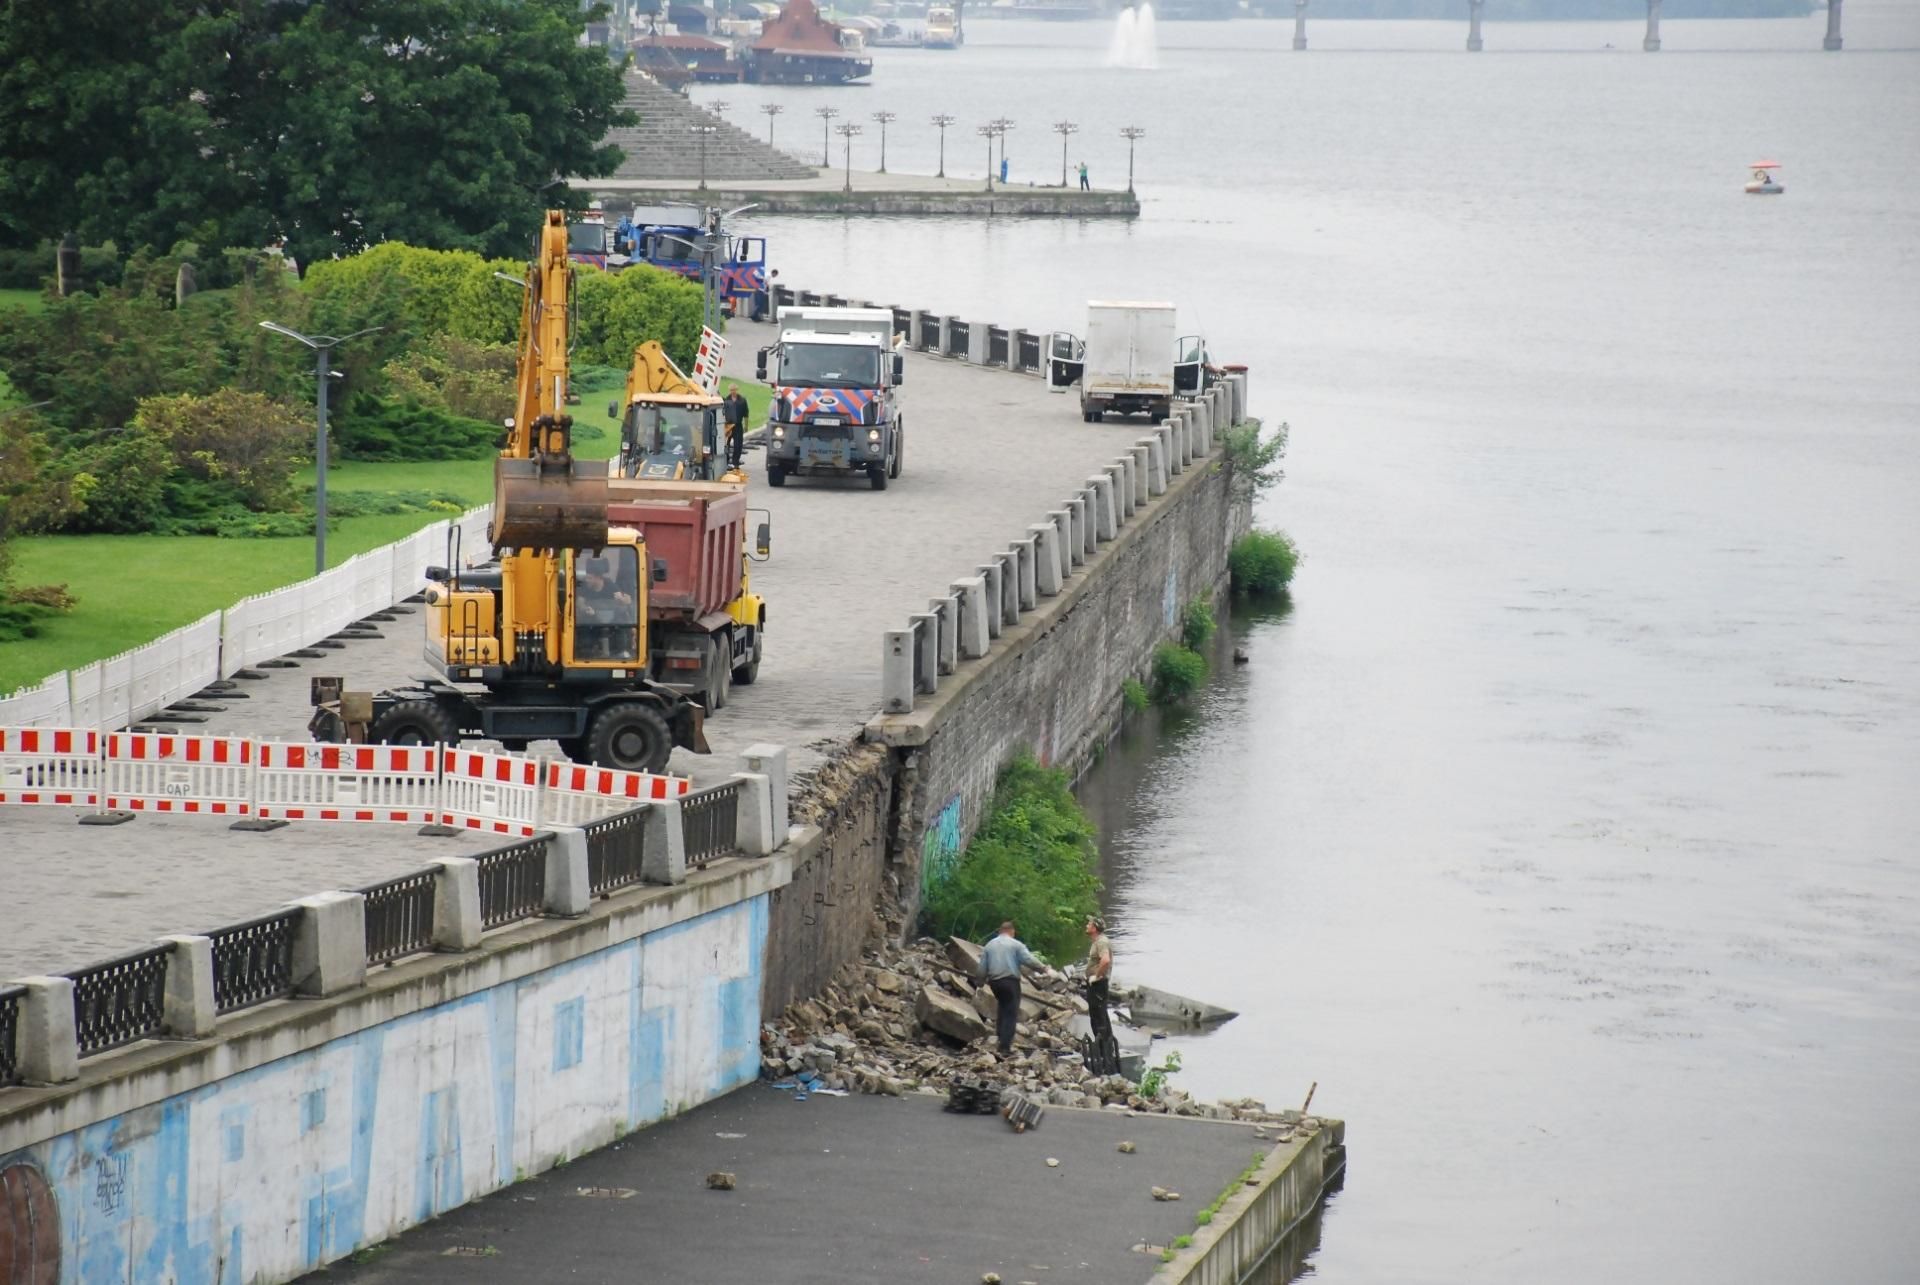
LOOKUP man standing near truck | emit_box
[722,383,750,469]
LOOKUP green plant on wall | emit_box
[1222,416,1288,502]
[1180,597,1216,651]
[1230,528,1300,595]
[1151,642,1207,703]
[1122,677,1149,713]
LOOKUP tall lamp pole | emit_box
[836,122,863,193]
[690,123,718,190]
[1120,125,1145,194]
[990,116,1015,175]
[978,124,996,192]
[815,105,839,168]
[762,102,784,146]
[258,321,384,575]
[1053,119,1079,188]
[871,110,895,174]
[931,113,955,177]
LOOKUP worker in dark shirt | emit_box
[722,383,750,469]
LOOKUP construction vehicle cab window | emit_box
[777,342,882,388]
[307,210,712,775]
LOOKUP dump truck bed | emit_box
[607,479,747,621]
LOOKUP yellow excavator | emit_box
[605,341,770,714]
[309,211,708,773]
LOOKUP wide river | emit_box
[701,8,1920,1281]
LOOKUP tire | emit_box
[733,626,762,686]
[704,635,730,711]
[869,465,888,491]
[889,423,903,478]
[497,737,529,753]
[556,737,587,762]
[768,466,786,488]
[371,699,459,748]
[1081,408,1094,423]
[713,654,732,710]
[587,703,673,774]
[1091,410,1104,423]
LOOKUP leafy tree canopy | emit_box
[0,1,634,268]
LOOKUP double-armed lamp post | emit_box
[258,322,384,574]
[1120,125,1146,194]
[815,105,839,168]
[931,113,956,178]
[871,110,895,174]
[762,102,783,146]
[1053,119,1079,188]
[835,122,863,193]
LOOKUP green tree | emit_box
[575,265,707,370]
[134,389,309,511]
[0,2,634,268]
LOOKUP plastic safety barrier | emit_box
[100,733,254,817]
[254,742,442,825]
[541,760,692,826]
[0,727,101,806]
[438,749,544,837]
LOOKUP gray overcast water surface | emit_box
[711,12,1920,1282]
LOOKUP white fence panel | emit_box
[94,653,134,730]
[347,546,392,622]
[0,673,73,727]
[391,520,448,603]
[67,662,104,729]
[456,506,493,566]
[178,611,222,702]
[127,631,182,724]
[224,583,307,675]
[299,562,358,646]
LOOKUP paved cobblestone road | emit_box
[3,325,1154,977]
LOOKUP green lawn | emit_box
[0,287,47,314]
[3,372,778,694]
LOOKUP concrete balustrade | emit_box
[1106,462,1133,520]
[641,797,687,885]
[741,743,791,841]
[430,857,483,950]
[910,611,940,693]
[954,577,991,658]
[883,629,913,713]
[544,827,592,917]
[11,977,77,1084]
[975,563,1004,639]
[1129,445,1152,505]
[994,551,1019,625]
[1065,496,1089,565]
[729,772,776,857]
[929,595,959,673]
[1010,537,1038,609]
[1049,510,1074,577]
[1088,476,1118,541]
[1030,524,1064,596]
[160,934,217,1038]
[290,890,368,998]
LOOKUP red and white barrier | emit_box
[100,733,254,816]
[255,742,443,825]
[542,760,692,826]
[0,727,100,806]
[438,749,544,836]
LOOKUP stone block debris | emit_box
[705,1171,736,1191]
[946,1076,1003,1115]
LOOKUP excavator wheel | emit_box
[371,699,458,748]
[587,702,673,775]
[556,737,587,762]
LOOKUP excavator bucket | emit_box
[492,456,611,551]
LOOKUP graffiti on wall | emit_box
[0,896,769,1285]
[920,792,964,891]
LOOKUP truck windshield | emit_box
[778,343,880,389]
[623,405,707,477]
[644,231,699,264]
[568,222,605,255]
[573,547,639,663]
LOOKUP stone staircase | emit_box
[604,71,819,182]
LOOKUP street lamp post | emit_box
[690,123,718,190]
[258,321,384,574]
[815,105,839,168]
[1053,120,1079,188]
[871,110,895,173]
[978,125,995,192]
[762,102,784,146]
[709,100,730,119]
[931,113,955,177]
[991,117,1015,175]
[836,122,863,193]
[1120,126,1146,194]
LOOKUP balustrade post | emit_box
[289,890,367,997]
[643,797,688,885]
[543,827,591,917]
[159,934,216,1037]
[10,976,79,1084]
[731,772,775,856]
[1029,524,1064,596]
[741,744,790,842]
[429,857,482,950]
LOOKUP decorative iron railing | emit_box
[477,837,548,929]
[987,326,1011,367]
[679,782,742,868]
[585,808,649,896]
[360,868,438,966]
[208,909,300,1013]
[1016,331,1043,373]
[69,945,170,1057]
[0,984,24,1085]
[945,319,971,359]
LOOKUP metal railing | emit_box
[891,307,913,343]
[916,311,940,351]
[361,868,438,966]
[944,319,971,359]
[585,807,650,896]
[987,326,1011,367]
[680,782,742,868]
[208,909,300,1013]
[0,984,23,1085]
[69,944,170,1057]
[1016,331,1043,374]
[477,837,548,929]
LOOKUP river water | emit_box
[698,9,1920,1280]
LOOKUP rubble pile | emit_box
[760,931,1322,1137]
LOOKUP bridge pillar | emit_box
[1293,0,1308,51]
[1824,0,1843,51]
[1644,0,1661,51]
[1467,0,1484,51]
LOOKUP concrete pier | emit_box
[1645,0,1662,52]
[1293,0,1308,51]
[1467,0,1485,51]
[587,171,1139,219]
[1825,0,1843,50]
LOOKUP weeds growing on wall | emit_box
[1122,677,1150,714]
[1180,597,1216,651]
[921,753,1102,962]
[1151,642,1208,704]
[1230,528,1300,595]
[1222,416,1288,502]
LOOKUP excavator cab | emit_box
[565,545,645,667]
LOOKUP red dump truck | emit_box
[607,478,768,714]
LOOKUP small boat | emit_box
[1745,160,1784,196]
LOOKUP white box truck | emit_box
[1046,301,1206,423]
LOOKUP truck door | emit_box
[1174,334,1206,394]
[1045,332,1084,394]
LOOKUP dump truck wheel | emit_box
[733,629,762,686]
[869,465,888,491]
[556,737,586,761]
[371,699,458,748]
[588,703,672,774]
[704,637,730,711]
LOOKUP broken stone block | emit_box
[916,984,990,1044]
[946,936,985,976]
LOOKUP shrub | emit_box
[134,389,308,511]
[921,753,1102,962]
[1230,529,1300,595]
[574,264,706,370]
[331,396,500,462]
[1151,643,1207,703]
[1122,677,1149,714]
[62,425,174,533]
[1222,416,1288,501]
[1180,597,1216,651]
[383,336,518,424]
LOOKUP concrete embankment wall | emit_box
[1161,1123,1346,1285]
[0,858,789,1284]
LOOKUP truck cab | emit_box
[756,306,906,491]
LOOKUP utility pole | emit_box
[762,102,783,146]
[931,113,956,178]
[1120,126,1145,194]
[257,322,384,575]
[690,123,718,190]
[816,105,839,168]
[836,122,862,193]
[1053,120,1079,188]
[871,110,895,174]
